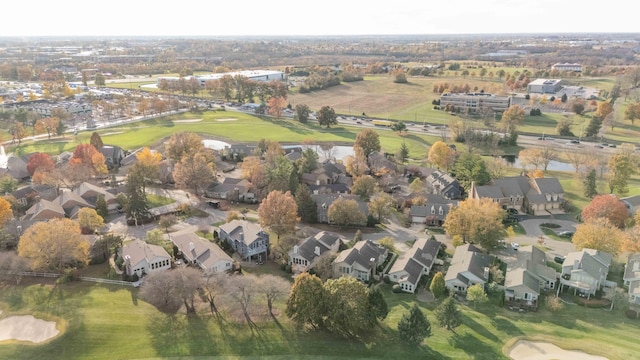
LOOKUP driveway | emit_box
[519,218,577,237]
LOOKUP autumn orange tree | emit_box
[34,117,59,139]
[258,190,300,240]
[581,195,629,228]
[134,147,163,186]
[0,197,12,228]
[173,150,215,195]
[427,141,455,170]
[443,198,506,251]
[166,131,204,162]
[572,218,625,256]
[26,152,55,177]
[267,96,287,119]
[69,144,107,176]
[18,218,89,272]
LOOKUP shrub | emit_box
[545,295,564,312]
[383,274,391,284]
[392,284,403,293]
[625,309,638,319]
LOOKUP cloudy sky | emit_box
[2,0,636,37]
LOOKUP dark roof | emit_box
[308,183,350,194]
[293,231,341,262]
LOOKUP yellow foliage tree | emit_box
[77,208,104,234]
[443,198,506,251]
[135,147,162,183]
[427,141,455,170]
[572,218,624,256]
[18,218,89,272]
[0,197,12,227]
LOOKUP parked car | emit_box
[570,139,580,144]
[609,144,617,148]
[511,243,520,251]
[356,120,362,124]
[554,256,566,264]
[594,144,604,149]
[506,208,518,215]
[557,231,574,238]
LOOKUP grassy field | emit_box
[146,194,176,208]
[0,279,639,360]
[8,110,441,160]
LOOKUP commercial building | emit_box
[527,79,563,94]
[551,63,582,72]
[156,70,286,87]
[439,92,512,113]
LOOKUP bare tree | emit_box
[319,143,336,161]
[258,274,291,319]
[564,150,588,174]
[0,251,29,285]
[201,272,228,317]
[174,267,203,314]
[139,271,182,313]
[227,274,258,327]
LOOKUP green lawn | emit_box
[0,280,639,359]
[146,193,176,208]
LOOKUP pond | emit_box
[500,155,575,172]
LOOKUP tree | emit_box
[572,218,624,256]
[367,287,389,322]
[0,176,18,194]
[409,177,425,195]
[0,252,29,285]
[328,197,367,227]
[451,152,491,191]
[428,141,455,170]
[201,272,227,316]
[136,147,163,185]
[295,104,310,123]
[139,270,182,313]
[625,103,640,125]
[159,214,178,233]
[595,101,614,119]
[18,218,89,273]
[500,105,525,135]
[435,296,462,332]
[344,151,369,177]
[258,274,291,319]
[34,117,59,139]
[265,155,297,194]
[0,197,11,228]
[556,117,575,136]
[69,143,108,176]
[173,267,204,314]
[125,170,149,225]
[9,122,27,145]
[226,211,242,223]
[398,303,431,346]
[90,132,104,150]
[166,132,204,162]
[267,96,287,119]
[581,195,629,228]
[585,116,603,137]
[95,233,122,261]
[398,141,410,163]
[583,169,598,198]
[26,152,55,177]
[394,72,408,84]
[173,150,215,195]
[430,272,446,298]
[317,105,337,128]
[323,276,373,337]
[286,273,326,329]
[296,148,319,175]
[351,175,378,201]
[466,284,488,308]
[378,236,397,253]
[443,198,506,251]
[228,274,259,326]
[94,72,105,86]
[390,121,407,133]
[295,184,317,223]
[258,190,300,240]
[77,208,104,234]
[368,192,395,223]
[608,144,638,196]
[354,129,381,160]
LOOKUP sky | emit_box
[2,0,637,38]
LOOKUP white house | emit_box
[623,253,640,304]
[171,232,234,274]
[121,239,171,277]
[504,245,557,309]
[558,248,612,298]
[388,238,442,293]
[332,240,387,282]
[444,244,494,294]
[288,231,342,274]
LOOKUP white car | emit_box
[511,243,520,251]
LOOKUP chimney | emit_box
[314,246,321,256]
[293,245,299,254]
[189,242,195,252]
[483,267,490,280]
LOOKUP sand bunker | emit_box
[508,340,608,360]
[0,315,59,343]
[216,118,237,122]
[173,119,202,123]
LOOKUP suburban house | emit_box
[558,249,612,298]
[204,177,254,202]
[623,253,640,304]
[445,244,494,294]
[302,161,348,186]
[22,199,65,221]
[99,145,125,170]
[55,190,94,218]
[307,183,350,195]
[333,239,388,282]
[469,176,565,215]
[171,232,234,273]
[11,184,58,206]
[504,245,558,310]
[621,195,640,216]
[288,231,342,274]
[312,194,368,224]
[1,154,31,180]
[218,219,269,262]
[121,239,172,277]
[73,182,118,210]
[426,170,462,199]
[388,237,442,293]
[409,195,457,225]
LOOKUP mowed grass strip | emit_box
[1,281,639,359]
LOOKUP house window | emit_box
[431,207,435,214]
[524,293,530,300]
[439,208,443,215]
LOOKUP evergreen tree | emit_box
[583,169,597,198]
[398,303,431,346]
[398,141,410,163]
[125,170,149,225]
[95,195,109,220]
[435,296,462,332]
[90,132,103,149]
[367,287,389,323]
[430,272,446,298]
[294,184,317,223]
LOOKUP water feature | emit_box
[0,146,7,169]
[500,155,575,172]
